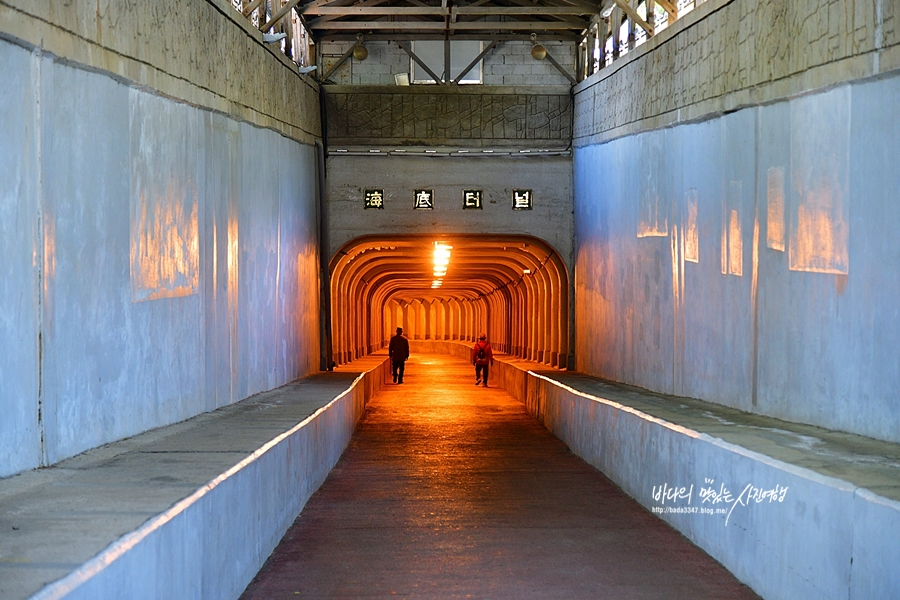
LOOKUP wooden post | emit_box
[628,0,635,51]
[584,26,594,78]
[282,1,294,59]
[596,20,603,72]
[597,19,604,69]
[575,34,591,81]
[611,7,620,60]
[444,36,451,84]
[655,0,678,24]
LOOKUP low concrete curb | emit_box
[523,371,900,600]
[28,359,389,600]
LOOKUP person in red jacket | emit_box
[471,333,494,387]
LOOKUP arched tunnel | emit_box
[329,234,570,368]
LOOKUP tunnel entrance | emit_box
[329,234,570,369]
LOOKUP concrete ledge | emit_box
[2,358,389,600]
[523,373,900,600]
[408,341,900,600]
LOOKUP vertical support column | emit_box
[281,0,293,59]
[536,268,550,364]
[611,8,621,60]
[396,303,404,341]
[425,301,431,340]
[401,302,410,339]
[384,303,393,349]
[411,300,423,340]
[627,0,636,51]
[444,36,451,84]
[578,32,588,81]
[601,18,610,68]
[514,284,525,357]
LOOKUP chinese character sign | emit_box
[512,189,533,210]
[463,190,483,210]
[364,189,384,209]
[414,189,434,210]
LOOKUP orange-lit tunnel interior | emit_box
[329,235,570,369]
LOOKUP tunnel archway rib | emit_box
[329,235,570,369]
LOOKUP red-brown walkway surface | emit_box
[240,354,759,599]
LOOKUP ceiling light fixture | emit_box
[353,34,368,61]
[530,33,547,61]
[434,242,452,279]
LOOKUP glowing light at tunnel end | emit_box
[433,242,453,286]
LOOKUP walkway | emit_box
[240,353,759,599]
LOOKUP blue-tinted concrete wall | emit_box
[574,75,900,443]
[0,40,321,477]
[0,42,41,475]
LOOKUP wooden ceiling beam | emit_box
[307,0,396,26]
[452,39,498,83]
[299,0,367,11]
[549,0,606,11]
[489,0,596,26]
[611,0,652,35]
[304,6,596,15]
[459,6,594,14]
[309,20,585,30]
[655,0,677,19]
[317,31,581,40]
[260,0,304,31]
[397,41,446,83]
[242,0,266,17]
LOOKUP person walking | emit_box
[472,333,494,387]
[388,327,410,384]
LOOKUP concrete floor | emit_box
[240,354,759,599]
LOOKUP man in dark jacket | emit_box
[472,333,494,387]
[388,327,410,384]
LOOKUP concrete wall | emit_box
[572,0,900,443]
[0,0,320,143]
[325,154,574,270]
[323,85,573,150]
[0,38,41,476]
[574,0,900,145]
[0,2,322,477]
[319,40,577,86]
